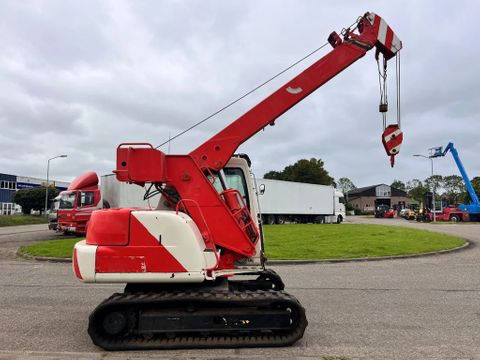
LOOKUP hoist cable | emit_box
[155,42,330,149]
[396,52,401,128]
[376,55,388,130]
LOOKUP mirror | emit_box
[259,183,265,195]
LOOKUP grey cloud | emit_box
[1,0,479,187]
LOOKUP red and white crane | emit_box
[73,12,402,350]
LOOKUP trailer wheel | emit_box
[336,215,343,224]
[314,216,325,224]
[264,215,275,225]
[275,215,286,225]
[449,215,460,222]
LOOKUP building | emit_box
[0,173,69,215]
[346,184,411,213]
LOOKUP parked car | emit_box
[375,205,395,218]
[399,208,409,218]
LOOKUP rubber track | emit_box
[88,289,307,350]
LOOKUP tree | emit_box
[424,175,443,196]
[391,179,406,191]
[442,175,465,204]
[12,187,59,215]
[406,179,428,202]
[337,177,356,194]
[460,176,480,203]
[263,158,334,185]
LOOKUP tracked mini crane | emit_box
[73,12,403,350]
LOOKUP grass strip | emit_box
[263,224,466,260]
[18,224,466,260]
[0,215,48,227]
[18,238,80,258]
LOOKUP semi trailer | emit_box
[257,178,345,224]
[56,173,345,234]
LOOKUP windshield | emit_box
[208,168,249,208]
[59,192,76,209]
[50,200,60,211]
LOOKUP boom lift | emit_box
[73,12,402,350]
[431,142,480,221]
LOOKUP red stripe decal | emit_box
[384,27,394,50]
[95,215,187,273]
[73,248,83,280]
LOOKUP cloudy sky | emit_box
[1,0,479,188]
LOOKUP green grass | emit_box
[18,238,81,258]
[18,224,466,260]
[263,224,466,260]
[0,215,48,227]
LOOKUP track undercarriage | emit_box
[88,270,308,350]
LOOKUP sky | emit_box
[1,0,479,188]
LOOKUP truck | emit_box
[416,191,468,222]
[57,172,160,235]
[72,12,402,350]
[257,178,345,224]
[431,142,480,221]
[47,195,61,231]
[56,175,344,233]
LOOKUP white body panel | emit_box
[257,178,343,216]
[100,174,161,208]
[74,210,218,283]
[74,240,97,282]
[132,210,218,272]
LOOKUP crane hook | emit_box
[382,124,403,167]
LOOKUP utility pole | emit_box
[413,154,436,222]
[44,155,67,216]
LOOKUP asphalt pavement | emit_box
[0,218,479,359]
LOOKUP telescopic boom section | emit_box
[435,143,480,205]
[190,12,402,171]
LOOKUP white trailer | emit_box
[100,174,161,209]
[256,178,345,224]
[100,174,345,224]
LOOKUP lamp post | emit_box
[44,155,67,216]
[413,154,436,222]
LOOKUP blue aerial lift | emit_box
[431,142,480,221]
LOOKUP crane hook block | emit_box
[381,124,403,168]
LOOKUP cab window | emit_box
[208,168,250,209]
[78,191,95,207]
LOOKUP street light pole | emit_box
[44,155,67,216]
[413,154,436,222]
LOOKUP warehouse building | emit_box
[346,184,411,213]
[0,173,69,215]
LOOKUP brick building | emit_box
[346,184,412,213]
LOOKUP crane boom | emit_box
[432,142,480,206]
[112,11,403,260]
[191,12,402,170]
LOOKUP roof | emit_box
[347,183,408,197]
